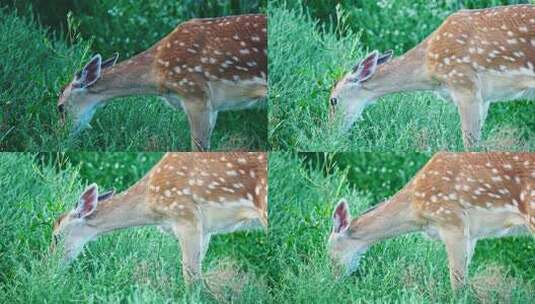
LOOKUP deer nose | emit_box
[330,98,337,106]
[57,104,64,113]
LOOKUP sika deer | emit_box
[58,15,267,151]
[328,152,534,290]
[51,152,267,285]
[329,5,535,149]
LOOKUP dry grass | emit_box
[470,264,522,304]
[481,125,529,151]
[204,258,252,303]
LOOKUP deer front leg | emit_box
[439,226,474,291]
[184,103,218,151]
[173,223,206,286]
[450,86,486,150]
[200,233,211,262]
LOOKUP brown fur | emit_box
[405,152,535,232]
[427,5,535,84]
[145,152,267,223]
[154,15,267,99]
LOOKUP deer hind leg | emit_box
[449,83,487,150]
[439,225,474,291]
[184,102,218,152]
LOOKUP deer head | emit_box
[327,199,371,276]
[329,50,393,131]
[58,53,119,133]
[51,183,115,262]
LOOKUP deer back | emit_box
[404,152,535,229]
[152,14,267,100]
[426,5,535,85]
[144,152,267,224]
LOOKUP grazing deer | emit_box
[51,152,267,285]
[329,5,535,149]
[328,152,534,290]
[58,14,267,151]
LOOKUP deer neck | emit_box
[349,193,420,243]
[87,50,161,101]
[84,184,156,235]
[364,40,436,99]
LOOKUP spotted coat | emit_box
[154,14,267,99]
[404,152,535,234]
[145,152,267,224]
[427,5,535,86]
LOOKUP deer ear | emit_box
[332,199,351,234]
[352,51,379,83]
[97,188,115,201]
[377,50,393,65]
[74,183,99,218]
[101,52,119,69]
[77,54,102,88]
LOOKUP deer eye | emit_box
[330,98,338,106]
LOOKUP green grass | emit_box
[0,8,267,151]
[1,152,532,303]
[268,1,535,151]
[76,0,266,58]
[0,153,271,303]
[275,0,529,54]
[6,0,266,58]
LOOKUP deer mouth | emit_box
[72,105,99,134]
